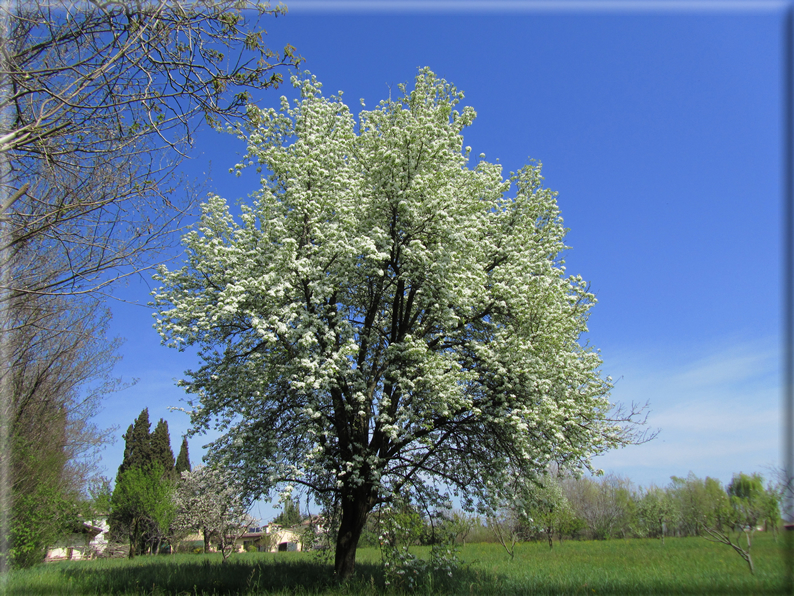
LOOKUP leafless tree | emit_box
[562,473,635,540]
[1,0,302,298]
[0,0,301,569]
[8,291,122,489]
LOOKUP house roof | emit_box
[71,522,104,537]
[238,532,264,540]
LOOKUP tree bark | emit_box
[334,493,370,580]
[203,525,211,553]
[128,519,137,559]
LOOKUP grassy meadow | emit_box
[4,534,789,595]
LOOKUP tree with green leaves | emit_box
[446,510,477,546]
[3,293,121,569]
[700,472,781,575]
[175,437,192,475]
[153,68,648,579]
[150,419,176,479]
[117,409,153,477]
[8,484,80,569]
[670,473,731,537]
[110,409,179,556]
[525,473,575,548]
[273,496,303,527]
[84,476,113,520]
[637,484,677,544]
[110,463,175,559]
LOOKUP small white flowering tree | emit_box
[153,68,648,579]
[172,465,254,560]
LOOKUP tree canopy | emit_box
[150,419,176,479]
[173,465,254,559]
[154,68,646,578]
[175,436,191,475]
[1,0,301,298]
[273,496,303,527]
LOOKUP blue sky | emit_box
[97,1,785,518]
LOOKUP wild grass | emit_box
[4,533,788,595]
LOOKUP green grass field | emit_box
[4,534,789,595]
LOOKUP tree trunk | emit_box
[128,519,137,559]
[203,525,210,553]
[334,493,370,580]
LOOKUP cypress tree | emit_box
[119,423,134,472]
[150,419,175,478]
[273,496,302,526]
[117,409,152,476]
[110,408,155,549]
[175,437,191,474]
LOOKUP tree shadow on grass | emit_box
[12,554,789,595]
[31,555,351,595]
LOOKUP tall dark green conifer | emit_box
[118,423,134,470]
[150,419,175,478]
[117,409,152,476]
[175,437,191,474]
[273,496,302,526]
[110,408,162,555]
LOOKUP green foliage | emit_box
[376,501,461,591]
[445,510,478,545]
[377,502,426,549]
[6,412,79,569]
[725,472,782,535]
[110,409,180,556]
[8,484,80,569]
[110,464,176,558]
[84,476,113,517]
[636,485,677,542]
[669,473,731,536]
[150,419,176,479]
[700,472,784,575]
[5,293,121,570]
[118,410,152,477]
[175,437,191,474]
[272,497,302,527]
[524,474,576,547]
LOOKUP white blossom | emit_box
[153,68,647,576]
[172,465,255,560]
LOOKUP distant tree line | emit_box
[16,407,783,571]
[357,469,782,556]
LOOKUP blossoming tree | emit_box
[154,68,645,579]
[172,465,254,560]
